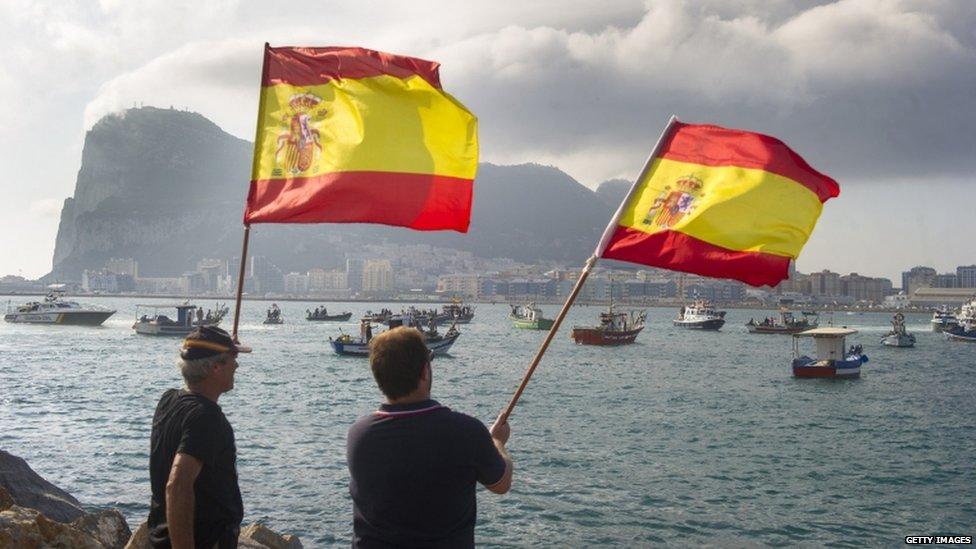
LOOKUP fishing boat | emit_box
[791,327,868,378]
[4,292,115,326]
[510,303,554,330]
[132,303,226,336]
[746,309,818,334]
[362,309,393,324]
[571,277,646,345]
[306,306,352,321]
[329,323,461,356]
[944,320,976,343]
[930,305,959,333]
[263,303,283,325]
[956,298,976,327]
[880,312,915,347]
[439,297,475,324]
[673,299,726,330]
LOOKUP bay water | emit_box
[1,297,974,546]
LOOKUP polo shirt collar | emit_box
[379,399,441,414]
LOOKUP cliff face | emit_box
[49,108,611,280]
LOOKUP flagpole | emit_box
[494,115,679,427]
[592,115,678,258]
[231,43,271,342]
[231,224,250,341]
[494,254,597,426]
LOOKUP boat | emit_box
[746,309,818,334]
[944,320,976,343]
[571,277,646,345]
[956,297,976,326]
[672,299,726,330]
[439,297,475,324]
[510,303,554,330]
[132,303,227,336]
[362,309,393,324]
[306,306,352,321]
[881,312,915,347]
[263,303,284,325]
[930,305,959,333]
[3,292,115,326]
[791,327,868,378]
[329,321,461,356]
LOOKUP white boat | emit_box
[792,327,867,378]
[930,305,959,333]
[881,312,915,348]
[4,292,115,326]
[132,303,227,336]
[956,298,976,326]
[673,299,726,330]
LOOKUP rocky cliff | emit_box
[49,107,613,280]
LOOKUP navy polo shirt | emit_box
[347,399,506,548]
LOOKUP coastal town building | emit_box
[362,260,394,294]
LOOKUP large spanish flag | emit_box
[599,120,839,287]
[244,45,478,231]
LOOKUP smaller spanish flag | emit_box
[599,120,839,287]
[245,45,478,231]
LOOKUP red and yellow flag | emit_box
[244,45,478,231]
[599,121,839,287]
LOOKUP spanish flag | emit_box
[599,120,839,287]
[244,45,478,231]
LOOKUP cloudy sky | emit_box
[0,0,973,282]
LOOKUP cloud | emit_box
[73,0,976,186]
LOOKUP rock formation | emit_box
[48,107,614,281]
[0,450,302,548]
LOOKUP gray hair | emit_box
[178,353,233,384]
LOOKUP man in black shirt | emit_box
[347,327,514,548]
[148,326,251,549]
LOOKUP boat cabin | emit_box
[792,327,858,362]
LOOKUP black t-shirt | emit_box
[347,399,507,548]
[148,389,243,548]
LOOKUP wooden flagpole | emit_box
[231,224,250,341]
[231,43,271,343]
[494,115,678,427]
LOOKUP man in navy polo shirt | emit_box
[347,327,514,548]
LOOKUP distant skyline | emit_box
[1,0,973,281]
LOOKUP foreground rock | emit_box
[0,449,302,548]
[0,449,86,523]
[125,521,303,548]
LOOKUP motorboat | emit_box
[510,303,554,330]
[329,322,461,356]
[930,305,959,333]
[791,327,868,378]
[439,297,475,324]
[4,292,115,326]
[944,320,976,343]
[263,303,284,325]
[673,299,726,330]
[956,298,976,326]
[133,303,226,336]
[881,312,915,347]
[746,309,818,334]
[306,306,352,321]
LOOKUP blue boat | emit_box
[944,323,976,343]
[791,327,868,378]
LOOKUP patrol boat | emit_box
[672,299,726,330]
[4,292,115,326]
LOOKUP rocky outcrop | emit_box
[124,521,303,549]
[0,450,302,549]
[48,107,612,281]
[0,449,86,523]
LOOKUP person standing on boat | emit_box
[347,327,514,548]
[147,326,251,549]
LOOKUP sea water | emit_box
[1,297,974,547]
